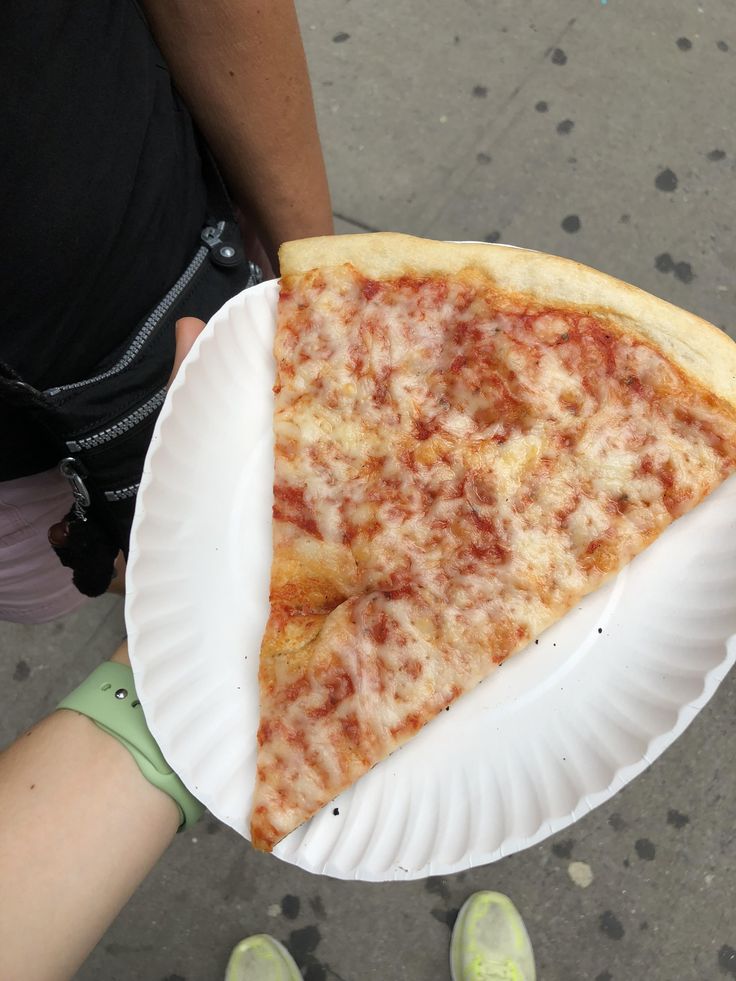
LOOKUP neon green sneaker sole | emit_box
[224,934,302,981]
[450,891,536,981]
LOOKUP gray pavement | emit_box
[3,1,736,978]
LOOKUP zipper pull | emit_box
[59,456,91,522]
[202,221,241,268]
[201,221,225,248]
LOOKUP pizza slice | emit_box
[250,233,736,852]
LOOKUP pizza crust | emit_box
[280,233,736,410]
[253,232,736,851]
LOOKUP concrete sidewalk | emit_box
[2,1,735,978]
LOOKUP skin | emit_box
[0,642,179,981]
[56,0,332,580]
[141,0,335,271]
[0,321,206,981]
[102,0,335,585]
[2,1,337,945]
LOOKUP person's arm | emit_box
[141,0,334,271]
[0,643,179,981]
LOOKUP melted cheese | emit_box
[251,267,736,851]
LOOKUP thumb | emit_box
[168,317,206,388]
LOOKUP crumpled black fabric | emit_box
[49,510,119,597]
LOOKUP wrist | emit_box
[110,640,130,666]
[57,662,204,831]
[254,200,335,266]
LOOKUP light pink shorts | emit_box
[0,468,87,623]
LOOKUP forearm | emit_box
[0,651,179,981]
[142,0,334,268]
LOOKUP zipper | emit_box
[59,456,139,510]
[42,222,260,518]
[59,454,139,535]
[45,232,214,397]
[104,483,140,503]
[43,222,260,399]
[65,386,167,453]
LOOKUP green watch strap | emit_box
[57,662,204,832]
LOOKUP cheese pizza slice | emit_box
[251,233,736,852]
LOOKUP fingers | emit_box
[48,519,70,548]
[109,640,131,666]
[167,317,206,388]
[107,551,127,596]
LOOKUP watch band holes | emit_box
[101,683,111,691]
[131,700,140,708]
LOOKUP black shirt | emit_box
[1,0,208,477]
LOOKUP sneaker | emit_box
[224,934,302,981]
[450,891,536,981]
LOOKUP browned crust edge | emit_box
[279,232,736,410]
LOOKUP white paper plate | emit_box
[126,276,736,881]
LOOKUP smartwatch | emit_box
[58,662,204,831]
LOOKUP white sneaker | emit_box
[224,934,302,981]
[450,891,536,981]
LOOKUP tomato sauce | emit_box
[273,484,321,538]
